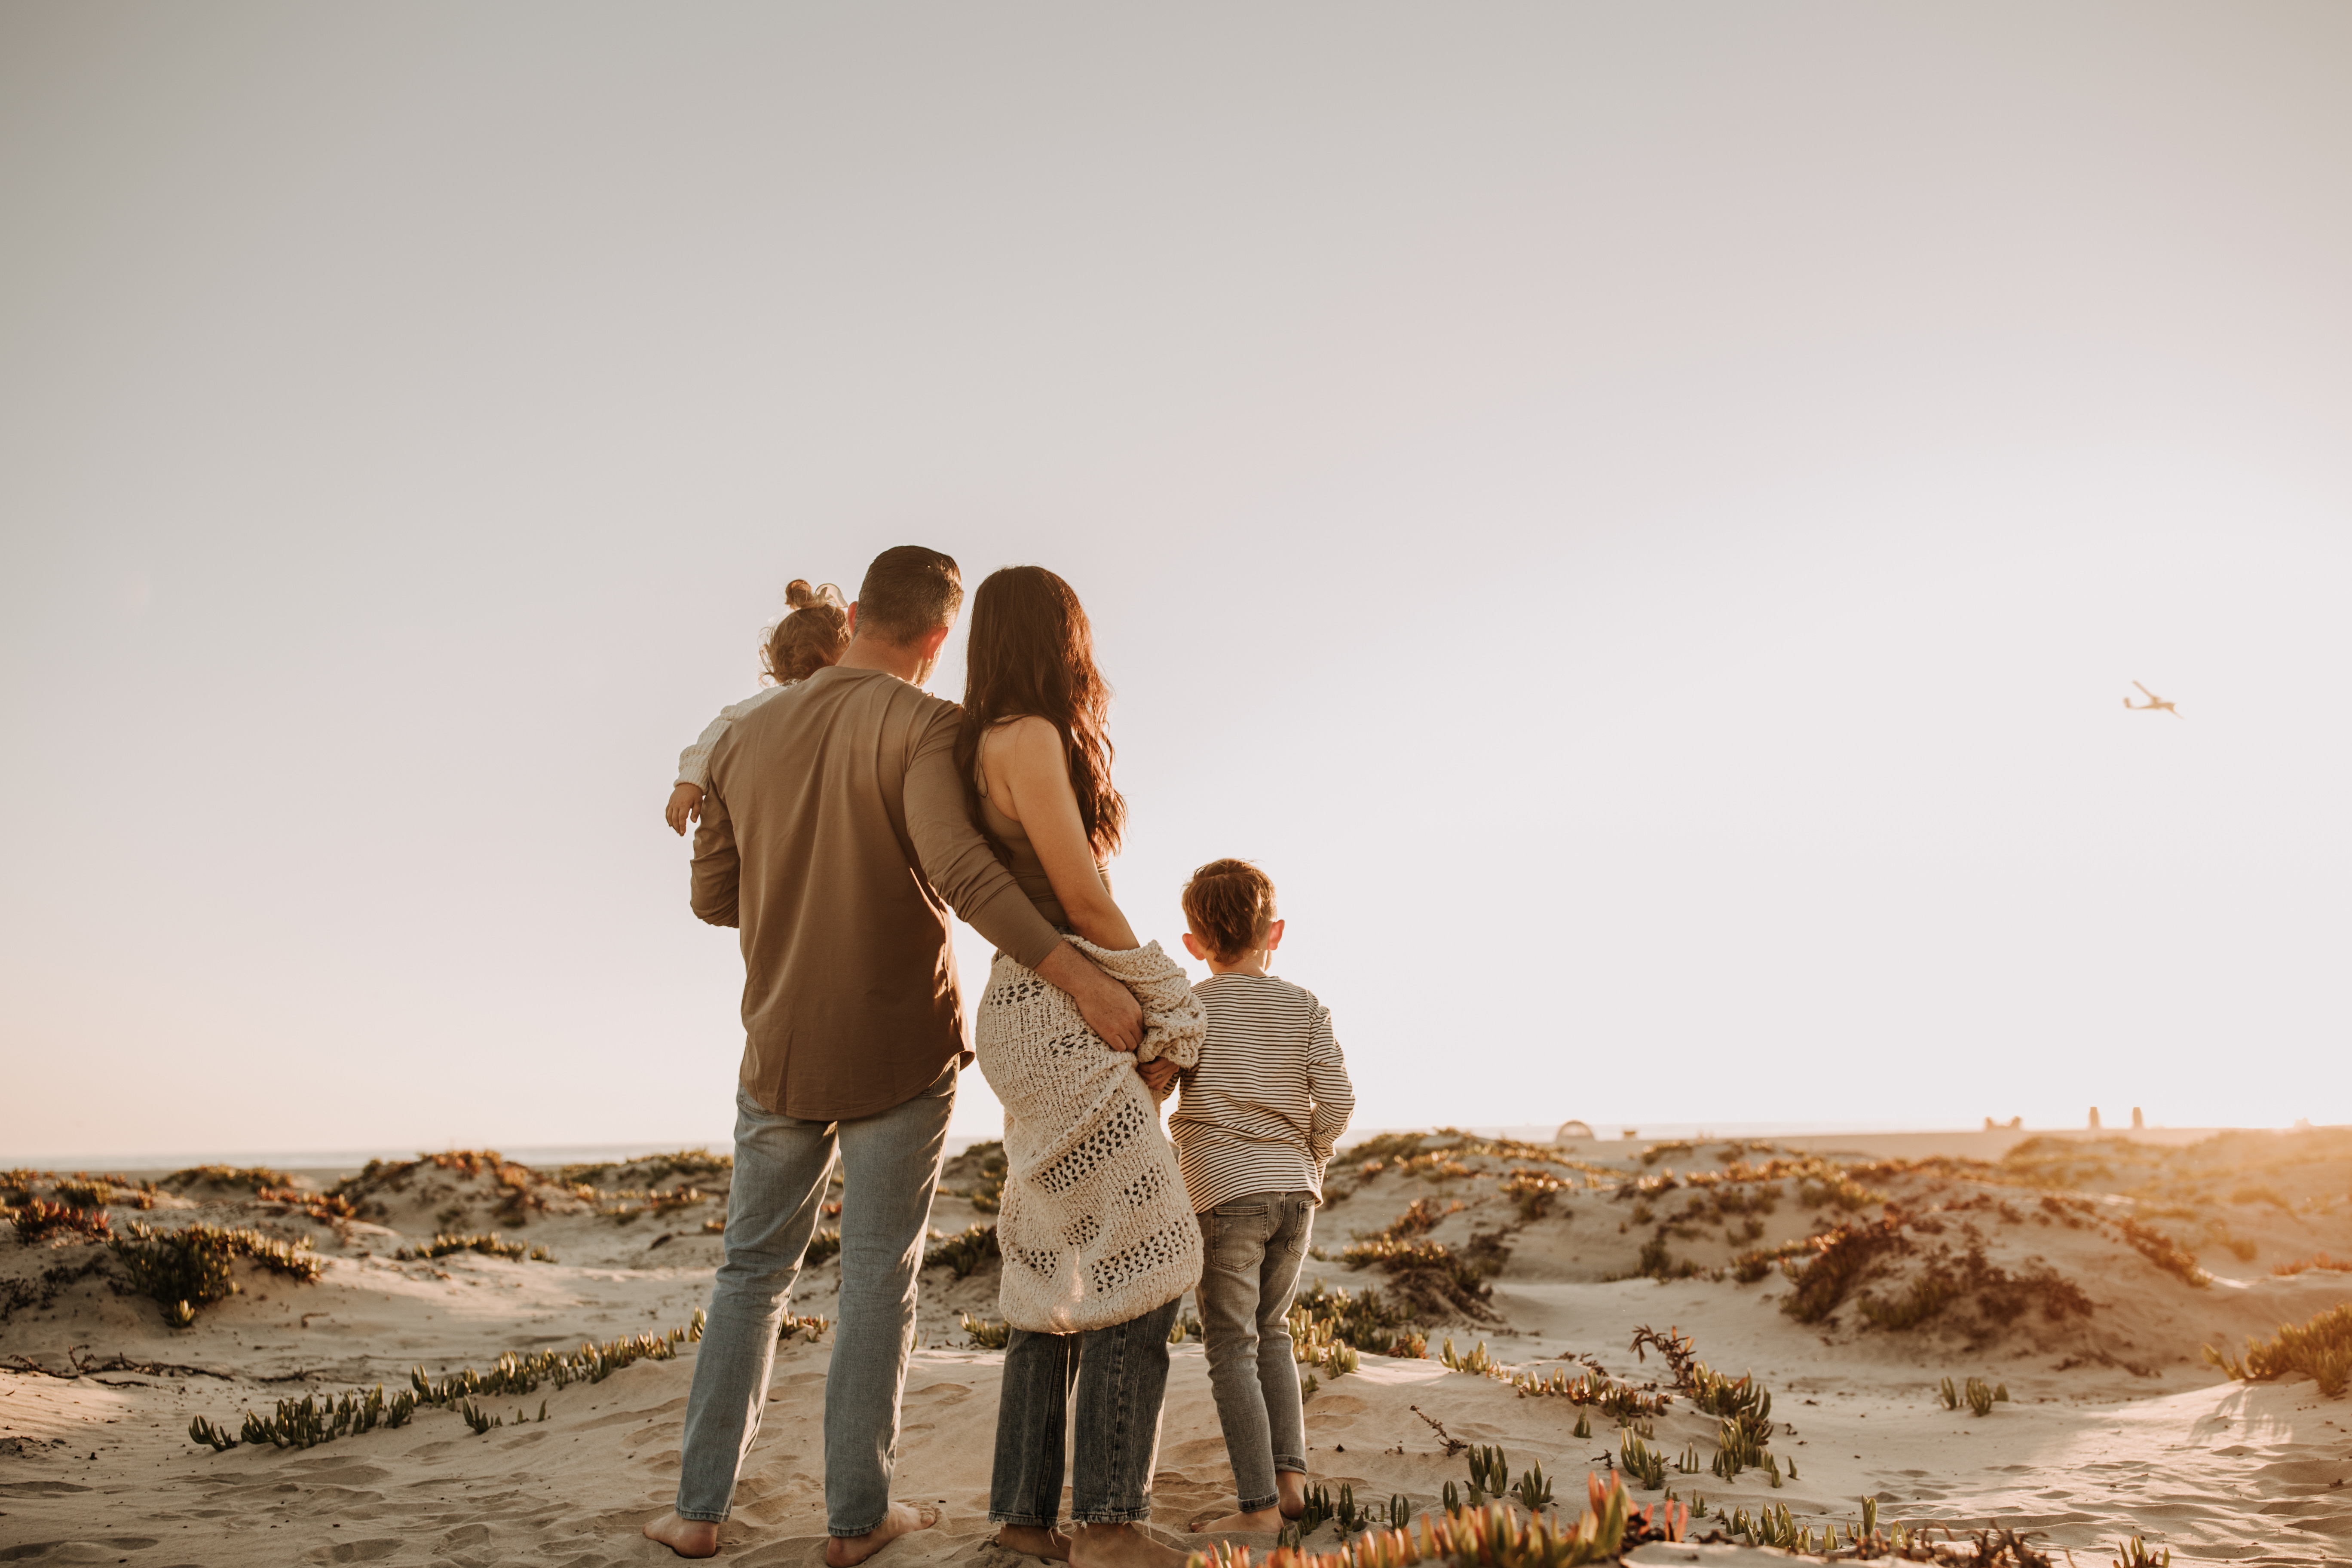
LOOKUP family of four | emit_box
[642,547,1355,1565]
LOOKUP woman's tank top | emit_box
[975,721,1072,931]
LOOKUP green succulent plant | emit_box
[1193,1485,1644,1568]
[393,1232,554,1263]
[923,1224,998,1277]
[110,1220,320,1323]
[1617,1432,1666,1491]
[1465,1444,1509,1502]
[194,1384,416,1452]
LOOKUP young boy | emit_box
[1170,859,1355,1535]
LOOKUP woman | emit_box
[960,566,1203,1568]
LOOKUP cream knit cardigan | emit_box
[977,937,1206,1334]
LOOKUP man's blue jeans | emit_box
[674,1065,956,1535]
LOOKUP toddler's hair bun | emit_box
[784,579,847,611]
[763,579,853,685]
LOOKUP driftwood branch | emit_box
[1409,1403,1467,1455]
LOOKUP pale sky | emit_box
[4,3,2349,1162]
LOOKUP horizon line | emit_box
[10,1119,2336,1173]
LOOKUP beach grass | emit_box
[2205,1302,2352,1396]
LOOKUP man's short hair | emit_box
[1182,858,1277,963]
[856,545,964,643]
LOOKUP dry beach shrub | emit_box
[2115,1218,2210,1288]
[2206,1302,2352,1397]
[109,1220,322,1323]
[1779,1214,2094,1331]
[1498,1168,1569,1219]
[2273,1253,2352,1276]
[393,1233,555,1263]
[1338,1237,1497,1318]
[552,1148,732,1191]
[162,1165,294,1193]
[944,1140,1009,1213]
[11,1199,114,1246]
[332,1149,586,1228]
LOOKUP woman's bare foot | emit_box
[995,1524,1073,1561]
[1188,1505,1284,1534]
[1277,1473,1307,1521]
[827,1503,940,1568]
[1067,1523,1187,1568]
[643,1512,721,1559]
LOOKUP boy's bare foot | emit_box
[1067,1523,1187,1568]
[1278,1472,1308,1522]
[995,1524,1073,1561]
[643,1512,720,1558]
[1187,1506,1284,1534]
[827,1503,940,1568]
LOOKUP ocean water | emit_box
[16,1121,2043,1177]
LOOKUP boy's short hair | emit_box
[1182,858,1277,963]
[856,545,963,643]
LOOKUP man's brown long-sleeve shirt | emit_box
[691,665,1065,1121]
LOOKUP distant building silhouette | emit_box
[1553,1120,1594,1144]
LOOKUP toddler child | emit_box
[664,579,849,834]
[1170,858,1355,1534]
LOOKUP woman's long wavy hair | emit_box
[956,565,1126,862]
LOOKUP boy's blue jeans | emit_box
[674,1066,955,1535]
[1195,1191,1316,1513]
[988,1295,1182,1526]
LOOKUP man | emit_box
[645,546,1145,1562]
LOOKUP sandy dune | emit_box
[6,1130,2352,1565]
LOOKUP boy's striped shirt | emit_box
[1169,973,1355,1213]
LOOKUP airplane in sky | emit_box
[2124,680,2181,717]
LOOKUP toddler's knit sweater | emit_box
[674,682,791,789]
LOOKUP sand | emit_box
[5,1130,2352,1566]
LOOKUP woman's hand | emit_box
[1033,943,1143,1054]
[1136,1058,1180,1096]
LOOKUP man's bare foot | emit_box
[1277,1473,1307,1522]
[1067,1522,1187,1568]
[995,1524,1073,1561]
[643,1512,720,1559]
[1187,1506,1284,1534]
[827,1502,940,1568]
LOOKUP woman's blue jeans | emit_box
[674,1066,956,1535]
[987,1295,1182,1526]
